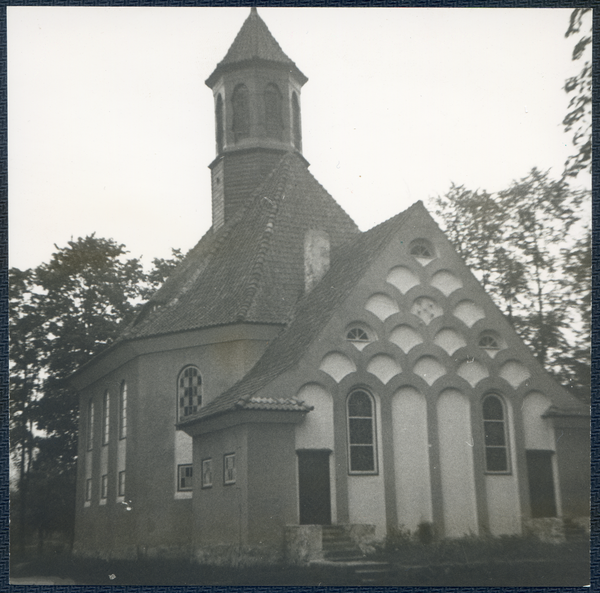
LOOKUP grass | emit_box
[9,534,590,586]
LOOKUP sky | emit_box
[7,6,589,271]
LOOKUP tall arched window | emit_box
[119,381,127,440]
[215,94,224,153]
[347,389,377,474]
[482,394,509,472]
[102,391,110,446]
[232,84,250,142]
[264,83,283,140]
[292,92,302,150]
[178,366,202,420]
[87,399,95,451]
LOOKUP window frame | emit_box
[202,458,213,489]
[177,365,202,421]
[177,464,193,492]
[101,474,108,499]
[85,478,92,502]
[87,400,95,451]
[346,327,370,343]
[102,390,110,446]
[264,83,283,140]
[215,93,224,153]
[482,394,511,474]
[346,389,378,475]
[409,238,435,261]
[232,84,250,142]
[478,331,503,353]
[224,453,236,485]
[119,381,127,440]
[118,470,126,497]
[292,91,302,150]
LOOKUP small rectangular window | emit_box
[224,453,236,485]
[178,464,193,491]
[202,459,213,488]
[118,471,126,497]
[85,478,92,502]
[101,474,108,499]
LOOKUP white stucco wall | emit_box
[485,401,521,535]
[347,395,386,538]
[437,388,478,536]
[392,387,433,531]
[295,383,336,522]
[522,391,555,450]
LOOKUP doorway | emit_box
[526,449,557,518]
[297,450,331,525]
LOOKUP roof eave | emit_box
[205,57,308,89]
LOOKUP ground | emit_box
[9,536,590,586]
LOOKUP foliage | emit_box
[563,8,592,178]
[9,235,184,549]
[433,169,590,401]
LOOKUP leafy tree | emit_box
[32,236,147,470]
[10,235,185,551]
[563,8,592,178]
[432,169,590,401]
[9,268,44,554]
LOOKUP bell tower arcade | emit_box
[205,8,308,229]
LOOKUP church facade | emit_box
[71,9,589,564]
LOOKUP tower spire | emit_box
[206,9,307,229]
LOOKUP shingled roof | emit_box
[178,201,422,427]
[206,8,307,87]
[123,151,359,340]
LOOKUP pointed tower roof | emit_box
[206,8,307,87]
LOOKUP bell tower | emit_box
[206,8,308,228]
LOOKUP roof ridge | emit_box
[236,197,281,321]
[236,154,296,320]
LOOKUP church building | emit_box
[71,9,589,564]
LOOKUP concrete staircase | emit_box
[321,525,365,561]
[321,525,393,584]
[563,519,588,543]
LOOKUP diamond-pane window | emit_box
[178,366,202,420]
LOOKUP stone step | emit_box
[324,551,366,562]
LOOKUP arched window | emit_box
[482,394,509,473]
[346,327,369,343]
[178,366,202,420]
[232,84,250,142]
[347,389,377,474]
[87,399,95,451]
[264,83,283,140]
[102,391,110,446]
[292,92,302,150]
[215,94,224,153]
[409,239,435,260]
[478,332,501,351]
[119,381,127,440]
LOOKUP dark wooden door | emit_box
[298,450,331,525]
[526,450,557,518]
